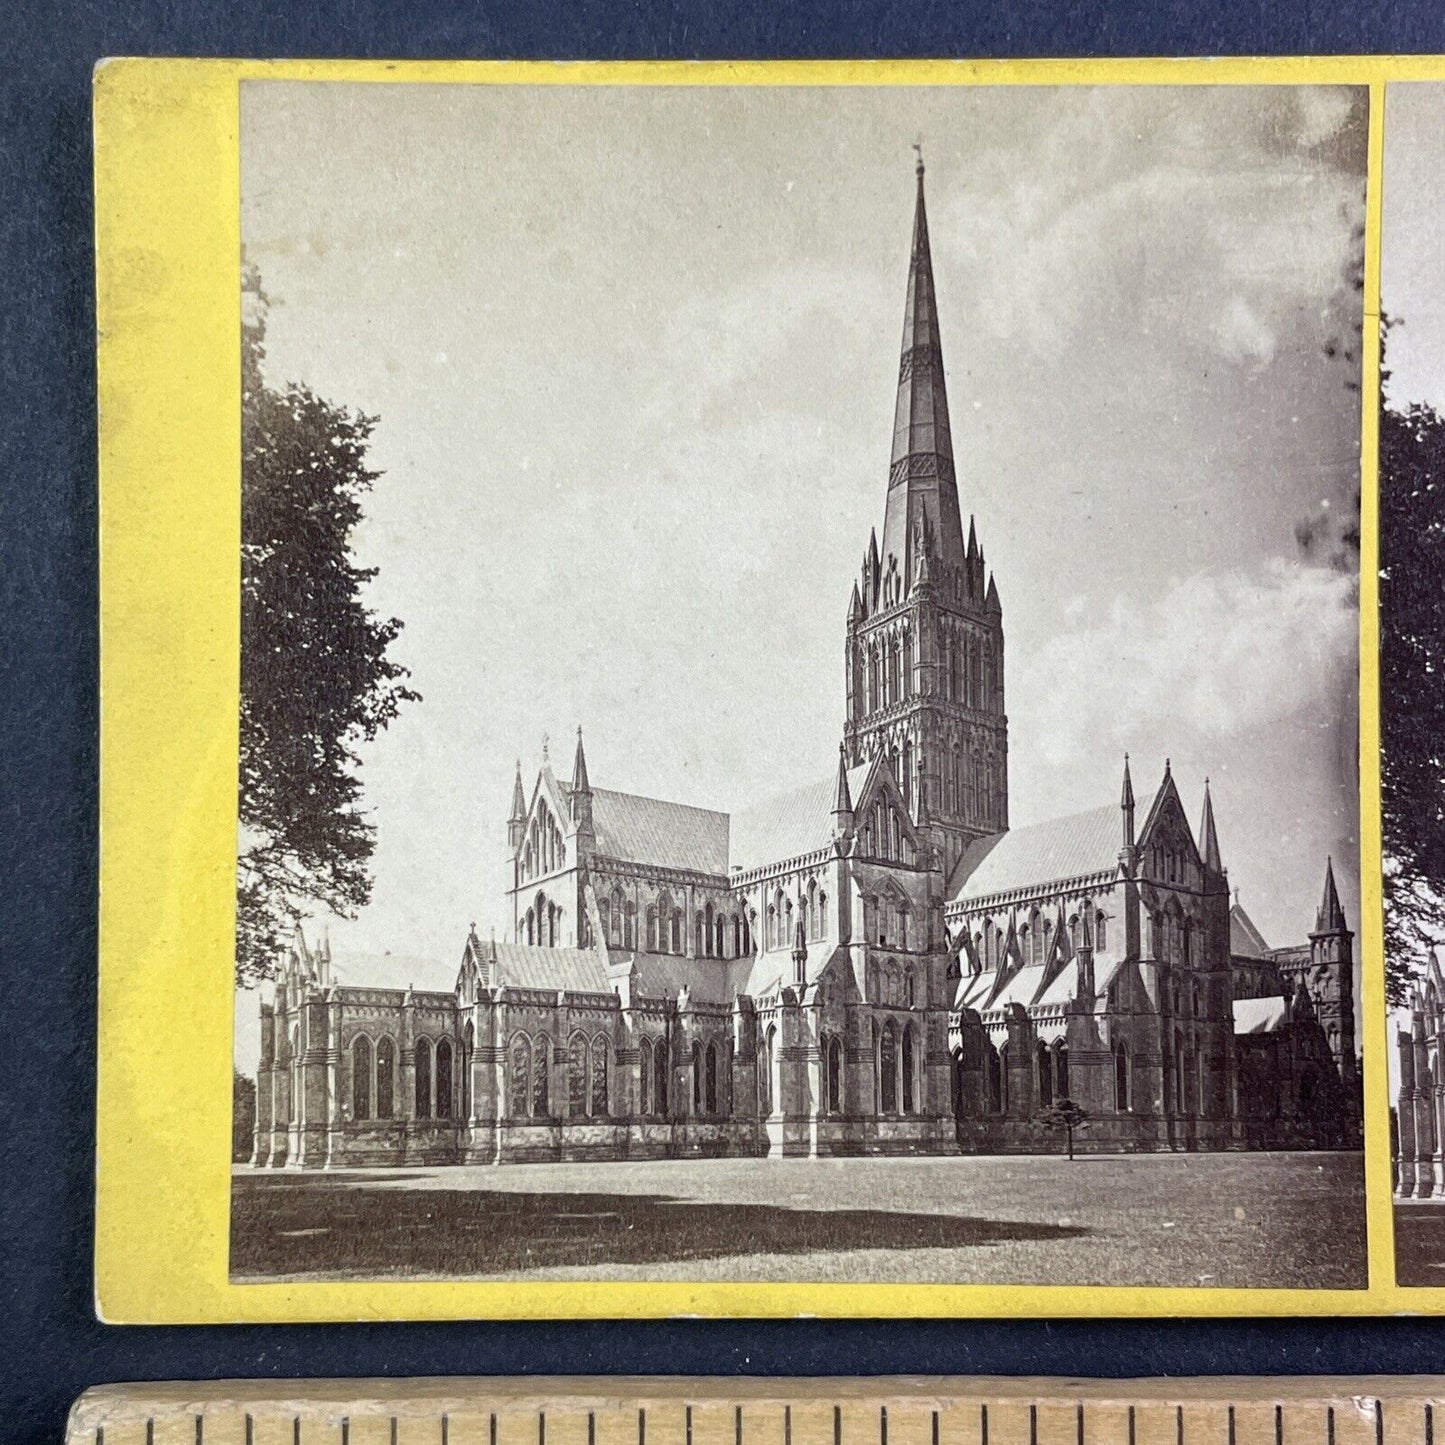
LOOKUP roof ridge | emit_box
[591,785,730,819]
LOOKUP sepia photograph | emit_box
[1380,81,1445,1287]
[231,81,1367,1288]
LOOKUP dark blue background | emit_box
[6,6,1445,1445]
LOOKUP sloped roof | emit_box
[1233,994,1290,1035]
[490,943,611,994]
[1230,902,1272,960]
[591,787,729,876]
[331,951,454,994]
[631,951,733,1004]
[730,764,870,873]
[951,804,1120,903]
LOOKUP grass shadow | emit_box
[230,1176,1091,1279]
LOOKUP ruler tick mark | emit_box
[1030,1405,1037,1445]
[736,1408,743,1445]
[1176,1405,1183,1445]
[686,1407,693,1445]
[1375,1401,1384,1445]
[588,1415,595,1445]
[1274,1404,1282,1445]
[786,1405,793,1445]
[443,1416,450,1445]
[197,1414,204,1445]
[245,1416,253,1445]
[491,1414,498,1445]
[932,1410,940,1445]
[981,1404,989,1445]
[1076,1404,1084,1445]
[293,1416,300,1445]
[1427,1403,1435,1445]
[1129,1406,1136,1445]
[834,1406,841,1445]
[342,1417,350,1445]
[147,1420,154,1445]
[393,1418,399,1445]
[540,1413,546,1445]
[1228,1407,1236,1445]
[640,1407,646,1445]
[1327,1408,1335,1445]
[881,1405,887,1445]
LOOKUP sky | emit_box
[236,81,1367,1061]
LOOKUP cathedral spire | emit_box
[833,743,854,823]
[1199,777,1224,875]
[1120,753,1136,848]
[882,155,965,581]
[1316,855,1347,933]
[508,758,527,852]
[571,725,590,796]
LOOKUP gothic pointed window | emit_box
[671,908,683,953]
[1174,1029,1185,1114]
[705,1041,719,1116]
[639,1038,653,1115]
[352,1035,372,1121]
[1096,911,1108,951]
[1069,914,1081,949]
[818,892,828,938]
[985,1040,1002,1114]
[902,632,913,698]
[901,1025,916,1115]
[374,1037,395,1119]
[509,1034,532,1118]
[533,1033,551,1117]
[692,1041,703,1113]
[1114,1040,1130,1112]
[646,906,658,952]
[999,1041,1011,1113]
[437,1037,454,1120]
[1054,1041,1069,1101]
[568,1033,589,1117]
[591,1035,609,1117]
[623,901,636,950]
[653,1038,669,1116]
[879,1021,898,1114]
[1037,1041,1053,1106]
[415,1038,432,1119]
[827,1034,843,1113]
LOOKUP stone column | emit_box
[250,1003,276,1167]
[1397,1026,1418,1197]
[296,990,331,1167]
[1415,1013,1436,1199]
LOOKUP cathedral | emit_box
[250,159,1362,1169]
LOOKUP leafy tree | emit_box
[1380,360,1445,1005]
[237,267,419,984]
[1035,1097,1089,1160]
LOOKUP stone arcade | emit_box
[251,159,1362,1169]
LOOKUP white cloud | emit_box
[1215,295,1279,366]
[1017,559,1357,768]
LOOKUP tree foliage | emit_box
[1380,360,1445,1005]
[236,267,419,984]
[1035,1097,1089,1160]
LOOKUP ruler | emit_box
[66,1380,1445,1445]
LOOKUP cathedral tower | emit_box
[844,156,1008,875]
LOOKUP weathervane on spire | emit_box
[912,138,924,177]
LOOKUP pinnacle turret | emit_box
[1316,855,1347,933]
[1199,777,1224,875]
[571,725,590,796]
[1121,753,1136,849]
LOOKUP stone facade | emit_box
[250,158,1362,1170]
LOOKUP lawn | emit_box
[1393,1201,1445,1287]
[231,1151,1366,1288]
